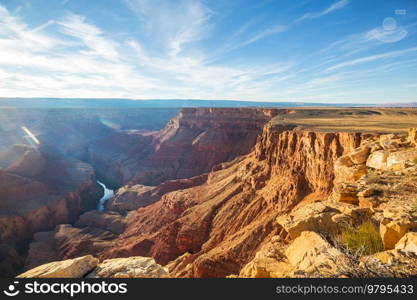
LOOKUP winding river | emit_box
[97,181,115,211]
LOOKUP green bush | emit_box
[339,220,384,256]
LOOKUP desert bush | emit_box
[339,220,384,256]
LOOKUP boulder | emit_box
[408,128,417,147]
[380,213,417,249]
[349,146,370,164]
[17,255,98,278]
[238,237,292,278]
[366,150,388,170]
[87,257,169,278]
[395,232,417,253]
[332,184,359,204]
[386,149,417,170]
[276,202,344,239]
[285,231,347,275]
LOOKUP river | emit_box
[97,181,115,211]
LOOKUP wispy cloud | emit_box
[125,0,212,57]
[326,47,417,71]
[296,0,350,22]
[58,14,119,60]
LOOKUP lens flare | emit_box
[21,126,40,145]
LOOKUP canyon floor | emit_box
[1,107,417,278]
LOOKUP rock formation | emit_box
[89,108,288,187]
[95,124,365,277]
[0,145,103,275]
[18,255,168,278]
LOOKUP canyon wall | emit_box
[89,108,289,187]
[0,145,102,276]
[98,124,365,277]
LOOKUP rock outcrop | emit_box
[17,255,98,278]
[18,255,168,278]
[87,257,169,278]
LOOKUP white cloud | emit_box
[296,0,350,22]
[125,0,211,57]
[326,47,417,71]
[58,14,119,60]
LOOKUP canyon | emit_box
[1,107,417,278]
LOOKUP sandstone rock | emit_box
[408,128,417,147]
[17,255,98,278]
[285,231,347,275]
[395,232,417,253]
[333,163,367,184]
[386,149,417,170]
[349,146,370,164]
[380,215,417,249]
[276,202,344,239]
[87,257,169,278]
[332,184,359,204]
[366,150,388,170]
[238,236,292,278]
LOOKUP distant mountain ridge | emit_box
[0,98,373,108]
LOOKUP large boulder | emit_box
[87,257,169,278]
[366,150,388,170]
[386,149,417,170]
[238,236,292,278]
[276,202,343,239]
[17,255,98,278]
[380,210,417,250]
[395,232,417,253]
[285,231,347,276]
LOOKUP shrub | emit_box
[413,157,417,165]
[339,220,384,256]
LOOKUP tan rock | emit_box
[380,216,417,250]
[285,231,347,275]
[395,232,417,253]
[333,163,367,184]
[239,236,292,278]
[349,146,370,164]
[276,202,345,239]
[408,128,417,147]
[17,255,98,278]
[386,149,417,170]
[332,184,359,204]
[87,257,169,278]
[366,150,388,170]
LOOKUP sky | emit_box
[0,0,417,103]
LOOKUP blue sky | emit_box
[0,0,417,103]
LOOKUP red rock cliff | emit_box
[100,124,365,277]
[89,108,289,187]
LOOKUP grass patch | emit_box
[339,220,384,256]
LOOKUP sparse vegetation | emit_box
[413,156,417,165]
[338,220,384,256]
